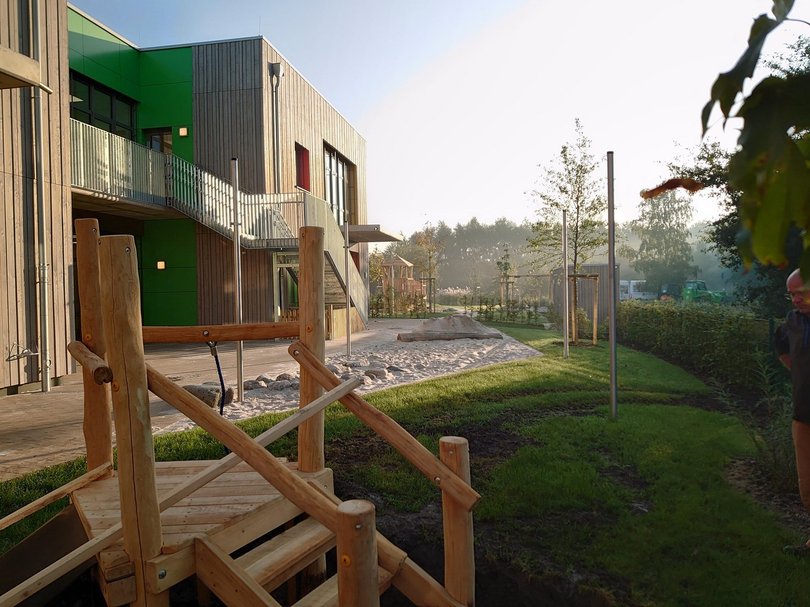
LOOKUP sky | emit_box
[70,0,810,238]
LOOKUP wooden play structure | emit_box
[0,219,478,607]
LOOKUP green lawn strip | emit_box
[477,404,809,606]
[492,323,709,396]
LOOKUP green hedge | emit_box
[616,301,771,392]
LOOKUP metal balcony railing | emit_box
[69,119,367,321]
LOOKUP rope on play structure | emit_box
[206,341,227,416]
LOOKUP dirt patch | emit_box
[726,457,810,539]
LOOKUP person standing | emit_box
[776,268,810,555]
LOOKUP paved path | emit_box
[0,319,422,482]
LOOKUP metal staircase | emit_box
[69,119,367,324]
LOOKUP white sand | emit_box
[157,330,540,434]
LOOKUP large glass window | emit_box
[323,144,355,224]
[69,71,135,140]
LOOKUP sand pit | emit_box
[397,314,503,341]
[156,319,540,434]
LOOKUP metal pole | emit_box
[607,151,618,419]
[32,0,50,392]
[231,158,243,402]
[344,211,351,357]
[562,209,569,359]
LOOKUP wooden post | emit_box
[439,437,475,606]
[75,219,113,474]
[592,275,599,345]
[337,500,380,607]
[99,235,167,607]
[298,226,325,472]
[297,227,327,592]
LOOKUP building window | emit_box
[295,143,310,191]
[69,71,135,140]
[144,128,173,154]
[323,145,355,224]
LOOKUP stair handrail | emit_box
[302,192,368,324]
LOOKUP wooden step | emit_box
[237,517,336,592]
[195,536,282,607]
[292,567,395,607]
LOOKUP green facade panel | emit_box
[141,219,198,326]
[142,292,198,327]
[67,8,140,99]
[68,9,195,163]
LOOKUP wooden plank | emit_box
[239,517,335,591]
[0,463,111,532]
[292,568,394,607]
[195,536,282,607]
[98,571,137,607]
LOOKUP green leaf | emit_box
[701,14,782,133]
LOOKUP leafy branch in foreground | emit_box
[700,0,810,276]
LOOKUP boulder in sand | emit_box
[397,314,503,342]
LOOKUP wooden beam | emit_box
[148,366,462,604]
[146,365,341,531]
[440,437,475,606]
[289,341,481,512]
[68,340,112,384]
[195,536,282,607]
[336,500,380,607]
[75,218,114,473]
[298,226,326,473]
[99,235,167,607]
[141,322,298,343]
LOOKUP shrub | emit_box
[616,301,768,392]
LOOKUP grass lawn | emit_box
[1,324,807,606]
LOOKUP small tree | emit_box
[495,245,512,308]
[527,119,607,337]
[625,191,695,292]
[414,223,445,313]
[368,250,385,296]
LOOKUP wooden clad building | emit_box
[0,0,72,392]
[0,0,379,392]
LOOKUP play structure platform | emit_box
[0,220,478,607]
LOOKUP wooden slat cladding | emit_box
[196,225,274,324]
[0,0,72,391]
[192,37,368,325]
[192,40,269,194]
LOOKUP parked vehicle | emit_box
[659,283,682,301]
[619,280,658,301]
[681,280,726,303]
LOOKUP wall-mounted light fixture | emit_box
[178,127,188,137]
[156,260,166,270]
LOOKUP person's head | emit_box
[787,269,810,314]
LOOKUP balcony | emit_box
[69,118,368,322]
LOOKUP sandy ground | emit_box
[157,326,541,434]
